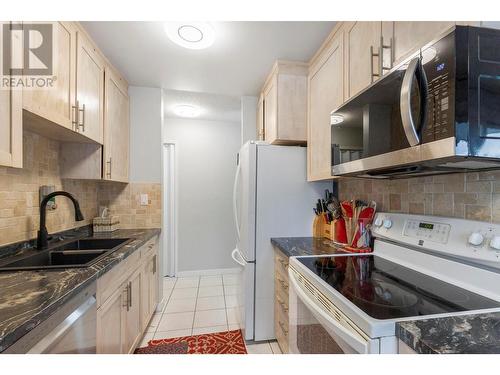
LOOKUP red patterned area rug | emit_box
[134,329,248,354]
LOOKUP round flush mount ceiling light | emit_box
[173,104,200,118]
[164,22,215,50]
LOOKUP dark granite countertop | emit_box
[0,227,160,353]
[271,237,349,257]
[397,313,500,354]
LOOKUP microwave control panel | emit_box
[422,31,455,144]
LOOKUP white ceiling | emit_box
[163,89,241,123]
[82,21,335,97]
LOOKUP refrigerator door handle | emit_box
[231,248,247,267]
[232,162,241,240]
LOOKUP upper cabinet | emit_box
[257,61,308,145]
[344,22,383,99]
[75,26,105,144]
[389,22,455,65]
[0,23,22,168]
[103,66,129,183]
[307,27,344,181]
[23,21,77,132]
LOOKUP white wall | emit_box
[129,86,163,183]
[164,118,241,272]
[241,96,258,145]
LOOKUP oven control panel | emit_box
[372,212,500,269]
[403,220,451,244]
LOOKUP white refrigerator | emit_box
[231,141,331,341]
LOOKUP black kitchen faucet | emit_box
[37,191,84,249]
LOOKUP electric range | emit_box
[288,213,500,353]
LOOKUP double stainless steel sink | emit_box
[0,238,132,271]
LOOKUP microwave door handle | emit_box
[288,269,370,354]
[400,57,423,147]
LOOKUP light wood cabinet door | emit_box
[392,22,455,65]
[149,253,159,315]
[104,66,129,182]
[263,76,278,144]
[140,260,151,331]
[0,24,22,168]
[23,21,76,130]
[344,21,382,99]
[96,285,126,354]
[124,267,142,353]
[308,31,344,181]
[75,29,105,143]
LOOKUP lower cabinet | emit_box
[274,248,290,353]
[96,236,159,354]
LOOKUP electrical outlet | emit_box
[140,194,149,206]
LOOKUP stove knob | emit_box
[383,219,393,229]
[490,236,500,250]
[468,232,484,246]
[374,217,383,227]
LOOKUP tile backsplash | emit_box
[339,171,500,223]
[0,131,161,248]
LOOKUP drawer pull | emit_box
[128,281,132,308]
[279,321,289,336]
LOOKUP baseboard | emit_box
[175,267,241,278]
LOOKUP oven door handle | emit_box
[289,270,370,354]
[400,57,428,147]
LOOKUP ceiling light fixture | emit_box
[330,114,344,125]
[164,22,215,50]
[173,104,200,118]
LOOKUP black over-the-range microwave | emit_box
[330,26,500,178]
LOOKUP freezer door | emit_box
[235,142,257,262]
[231,248,255,341]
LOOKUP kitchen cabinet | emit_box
[75,26,105,143]
[96,284,126,354]
[307,27,344,181]
[0,24,22,168]
[96,236,159,354]
[274,248,290,353]
[103,66,130,182]
[343,21,383,99]
[258,61,308,145]
[23,22,77,132]
[390,22,455,66]
[124,267,142,352]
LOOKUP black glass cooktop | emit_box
[297,255,500,320]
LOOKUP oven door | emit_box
[288,269,379,354]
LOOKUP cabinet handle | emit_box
[370,46,380,83]
[72,100,79,131]
[106,158,112,178]
[128,281,132,308]
[123,285,129,310]
[380,36,393,75]
[78,103,86,132]
[279,321,289,336]
[152,255,157,274]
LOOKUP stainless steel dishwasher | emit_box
[6,282,97,354]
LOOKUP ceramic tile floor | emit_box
[138,274,282,354]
